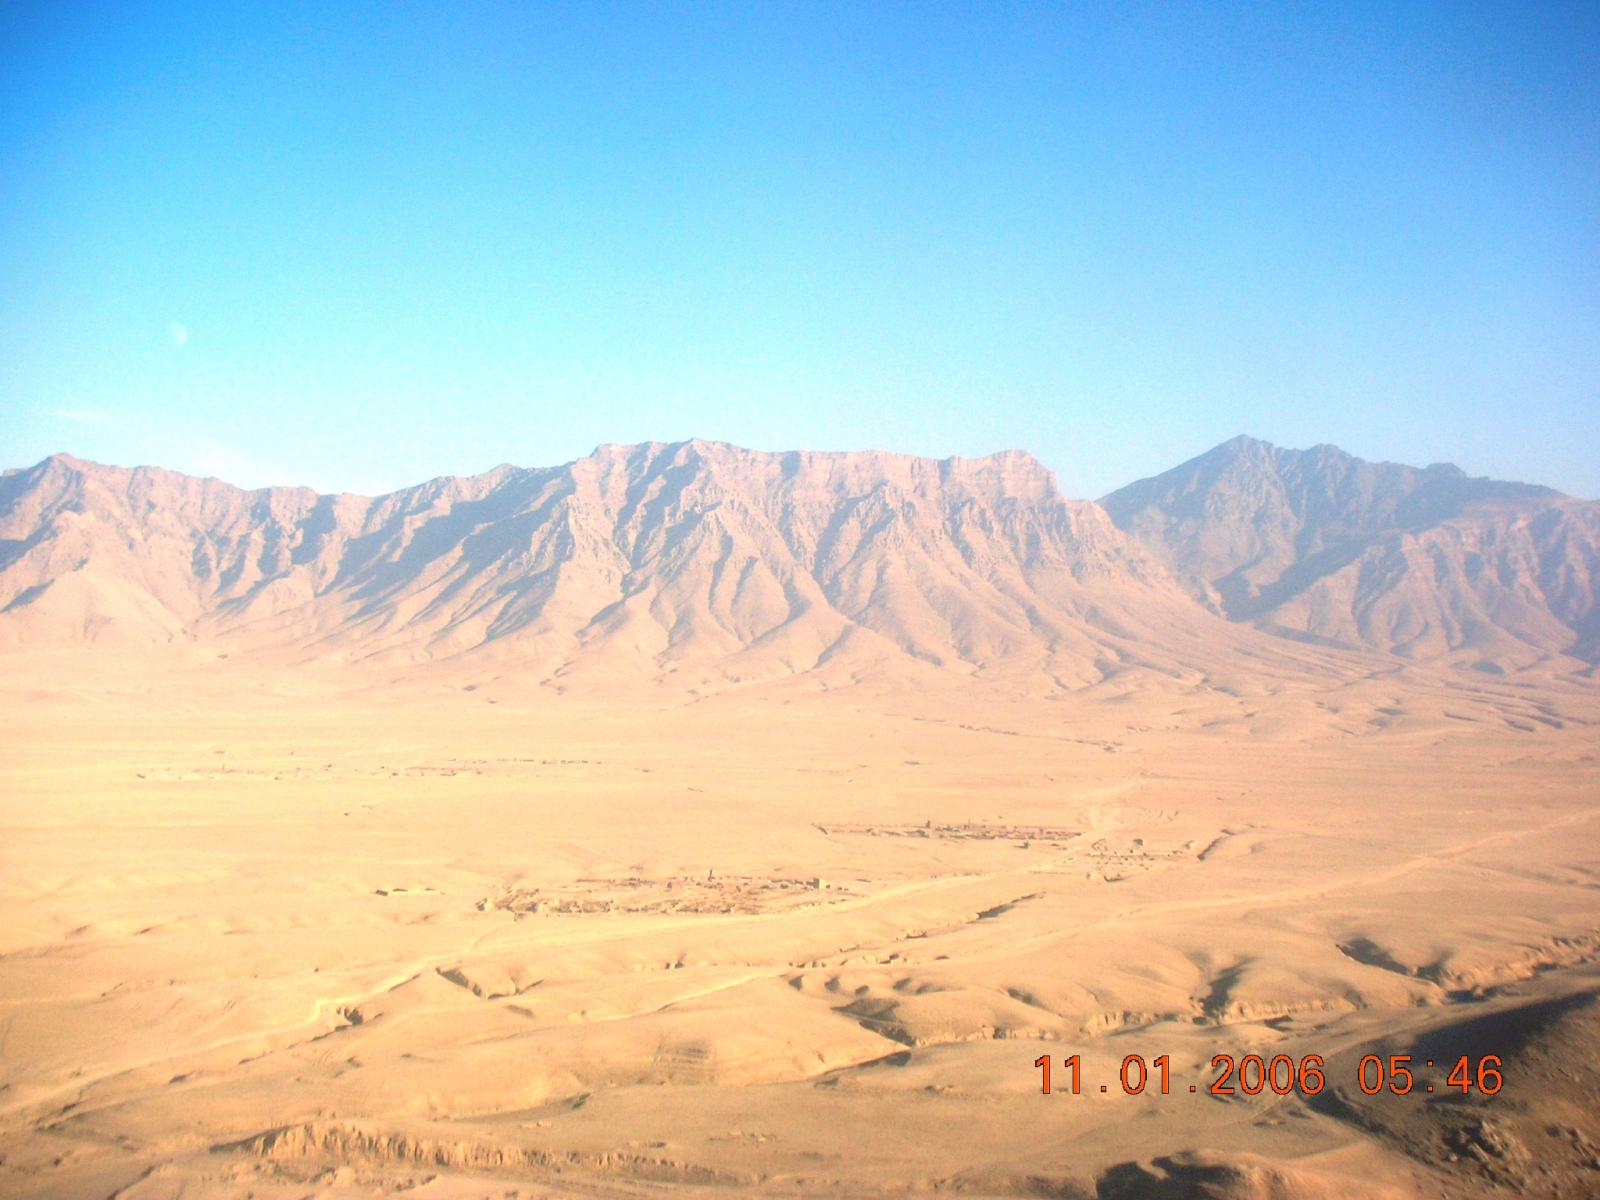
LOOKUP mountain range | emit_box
[1103,436,1599,669]
[3,436,1595,685]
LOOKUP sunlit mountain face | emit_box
[4,438,1599,1200]
[6,437,1596,681]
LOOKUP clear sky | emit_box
[2,2,1597,499]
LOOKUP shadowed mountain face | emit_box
[0,441,1233,688]
[1103,436,1600,667]
[3,436,1596,684]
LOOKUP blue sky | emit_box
[3,1,1596,498]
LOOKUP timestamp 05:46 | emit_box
[1034,1053,1504,1098]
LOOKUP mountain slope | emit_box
[8,436,1595,685]
[0,442,1243,689]
[1102,436,1600,667]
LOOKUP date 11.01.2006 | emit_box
[1034,1053,1504,1098]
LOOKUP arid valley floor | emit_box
[4,652,1599,1199]
[8,0,1600,1190]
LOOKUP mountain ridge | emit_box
[4,437,1596,683]
[0,441,1212,689]
[1103,435,1598,666]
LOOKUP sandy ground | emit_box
[2,653,1598,1198]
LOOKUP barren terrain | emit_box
[3,649,1598,1198]
[3,441,1598,1196]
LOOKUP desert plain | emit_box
[2,439,1599,1198]
[2,649,1598,1199]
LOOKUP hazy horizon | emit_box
[8,427,1593,503]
